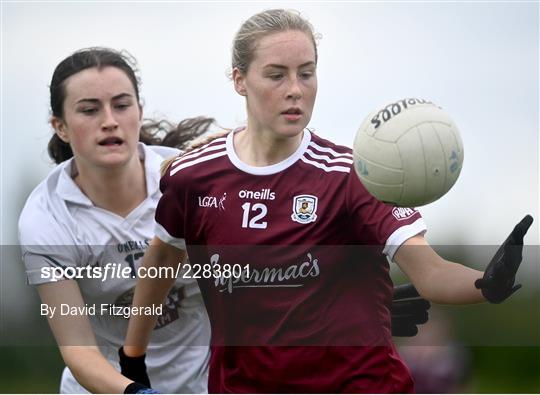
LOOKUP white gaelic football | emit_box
[353,98,463,207]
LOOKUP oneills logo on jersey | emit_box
[392,207,417,221]
[291,195,318,224]
[238,188,276,200]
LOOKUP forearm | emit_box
[61,346,132,393]
[124,275,176,355]
[396,216,533,305]
[395,235,485,304]
[124,238,184,356]
[37,282,133,393]
[415,260,485,304]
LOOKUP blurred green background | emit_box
[0,346,538,393]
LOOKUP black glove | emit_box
[119,347,151,388]
[391,283,430,337]
[124,382,160,394]
[475,215,533,303]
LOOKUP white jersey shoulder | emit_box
[18,161,76,246]
[18,143,179,282]
[147,144,180,161]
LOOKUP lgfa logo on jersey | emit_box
[198,192,227,210]
[291,195,318,224]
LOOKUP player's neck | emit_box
[73,156,147,217]
[234,126,303,167]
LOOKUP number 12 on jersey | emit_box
[241,202,268,229]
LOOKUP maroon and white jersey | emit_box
[155,129,426,393]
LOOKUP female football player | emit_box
[123,9,532,393]
[18,48,213,394]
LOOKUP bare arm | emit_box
[394,235,485,304]
[123,236,187,357]
[37,281,132,393]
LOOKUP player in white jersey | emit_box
[18,48,212,394]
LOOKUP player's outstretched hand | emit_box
[475,215,534,303]
[391,283,430,337]
[119,347,151,388]
[124,382,160,394]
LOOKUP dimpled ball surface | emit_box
[353,98,464,207]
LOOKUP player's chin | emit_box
[95,151,134,168]
[276,121,307,138]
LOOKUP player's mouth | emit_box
[98,137,124,147]
[281,107,303,122]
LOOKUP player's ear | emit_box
[51,116,70,143]
[232,68,247,97]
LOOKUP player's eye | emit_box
[300,69,315,80]
[79,107,98,115]
[115,102,131,110]
[268,73,284,81]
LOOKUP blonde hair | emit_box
[160,129,232,177]
[160,156,177,177]
[232,9,319,75]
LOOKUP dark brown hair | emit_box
[140,117,216,151]
[48,47,214,164]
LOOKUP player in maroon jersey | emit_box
[123,9,533,393]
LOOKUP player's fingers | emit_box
[391,321,419,337]
[392,283,420,300]
[391,299,430,314]
[392,310,429,324]
[501,242,524,274]
[475,276,502,290]
[511,215,533,244]
[415,310,429,324]
[474,278,485,289]
[509,283,522,297]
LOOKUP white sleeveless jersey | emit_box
[18,143,210,394]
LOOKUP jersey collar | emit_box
[142,143,163,197]
[56,143,162,205]
[226,128,312,175]
[56,160,92,206]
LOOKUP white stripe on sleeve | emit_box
[383,218,427,262]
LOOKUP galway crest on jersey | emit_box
[291,194,318,224]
